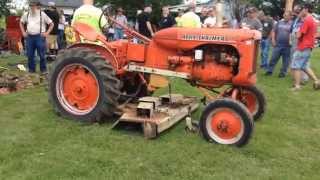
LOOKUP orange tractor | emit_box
[48,18,265,147]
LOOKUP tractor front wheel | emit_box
[238,86,266,121]
[48,48,121,123]
[199,98,254,147]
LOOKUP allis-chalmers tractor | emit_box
[48,18,266,147]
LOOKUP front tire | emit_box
[238,86,266,121]
[48,48,121,123]
[199,98,254,147]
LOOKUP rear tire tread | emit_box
[48,47,121,123]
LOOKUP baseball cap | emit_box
[29,0,41,6]
[248,7,258,13]
[48,2,56,7]
[144,4,152,8]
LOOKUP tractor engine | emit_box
[168,45,239,87]
[149,27,260,88]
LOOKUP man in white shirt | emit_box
[19,0,54,73]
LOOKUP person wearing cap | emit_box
[72,0,108,33]
[44,2,60,53]
[137,4,154,38]
[240,7,263,31]
[113,7,127,40]
[177,3,201,28]
[19,0,54,73]
[291,3,320,91]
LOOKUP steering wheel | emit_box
[99,5,112,32]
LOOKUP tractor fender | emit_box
[68,43,120,73]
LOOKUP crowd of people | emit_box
[18,0,319,91]
[259,4,320,91]
[104,3,234,40]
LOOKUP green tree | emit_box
[0,0,10,17]
[249,0,320,17]
[96,0,182,20]
[249,0,284,17]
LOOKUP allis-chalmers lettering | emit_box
[182,34,226,41]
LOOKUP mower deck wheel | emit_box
[143,122,157,139]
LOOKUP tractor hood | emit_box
[153,27,261,50]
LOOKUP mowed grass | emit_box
[0,50,320,180]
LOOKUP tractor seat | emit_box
[72,22,107,43]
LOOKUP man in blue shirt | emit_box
[266,11,293,78]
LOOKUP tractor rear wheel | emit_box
[48,48,121,123]
[199,98,254,147]
[238,86,266,121]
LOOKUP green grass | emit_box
[0,50,320,180]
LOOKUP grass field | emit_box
[0,50,320,180]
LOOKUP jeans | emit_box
[114,28,124,40]
[267,46,291,75]
[26,34,47,73]
[57,30,65,50]
[260,38,270,68]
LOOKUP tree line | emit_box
[0,0,319,18]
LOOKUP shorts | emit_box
[291,49,312,70]
[47,35,58,50]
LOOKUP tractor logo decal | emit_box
[182,34,226,41]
